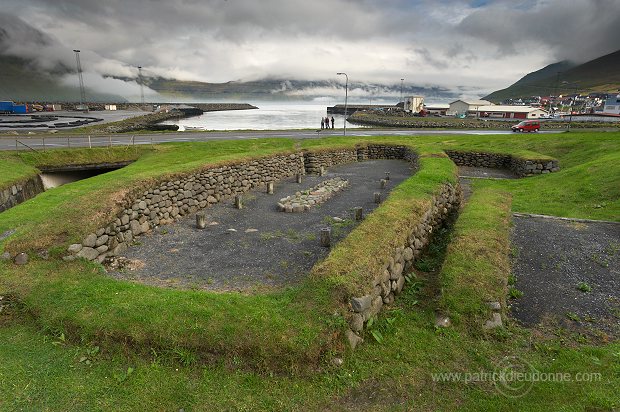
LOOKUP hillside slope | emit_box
[485,49,620,102]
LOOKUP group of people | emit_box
[321,116,335,129]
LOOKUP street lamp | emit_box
[400,78,404,116]
[138,66,145,105]
[73,49,87,111]
[337,72,348,136]
[562,81,579,132]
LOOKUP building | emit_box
[602,94,620,115]
[476,105,549,119]
[0,101,29,114]
[447,99,492,116]
[404,96,424,113]
[423,103,449,116]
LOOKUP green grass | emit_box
[1,131,619,409]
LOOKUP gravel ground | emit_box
[511,216,620,337]
[109,159,414,291]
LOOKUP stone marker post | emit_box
[267,182,274,194]
[319,166,325,176]
[380,179,387,189]
[196,213,207,229]
[374,192,381,203]
[235,195,243,209]
[354,207,363,221]
[320,228,331,247]
[385,171,390,180]
[296,173,303,184]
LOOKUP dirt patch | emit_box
[510,216,620,338]
[108,159,414,291]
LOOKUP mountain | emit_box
[484,49,620,102]
[143,77,458,102]
[0,55,127,102]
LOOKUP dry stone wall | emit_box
[345,182,461,349]
[67,153,305,263]
[66,145,419,264]
[0,176,44,213]
[445,150,560,176]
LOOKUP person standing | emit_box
[331,116,335,129]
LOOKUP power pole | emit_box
[73,49,87,111]
[138,66,145,105]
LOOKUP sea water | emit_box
[161,101,367,131]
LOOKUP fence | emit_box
[1,135,157,152]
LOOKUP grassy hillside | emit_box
[485,49,620,102]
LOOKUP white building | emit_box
[404,96,424,113]
[448,99,492,116]
[476,105,549,119]
[602,95,620,115]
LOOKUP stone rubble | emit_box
[277,177,349,213]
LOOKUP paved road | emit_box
[0,128,559,151]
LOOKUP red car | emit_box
[511,120,540,132]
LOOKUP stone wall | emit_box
[303,149,358,174]
[0,176,44,213]
[345,182,461,349]
[68,153,305,262]
[66,145,419,264]
[444,150,560,176]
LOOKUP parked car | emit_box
[511,120,540,132]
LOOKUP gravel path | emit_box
[510,216,620,336]
[109,159,414,291]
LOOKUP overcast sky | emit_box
[1,0,619,99]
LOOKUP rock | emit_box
[207,196,217,204]
[0,252,11,261]
[351,295,372,312]
[435,315,451,328]
[62,255,76,262]
[140,221,150,233]
[14,253,28,265]
[95,235,109,247]
[403,247,414,261]
[96,245,109,254]
[83,233,97,248]
[130,220,142,236]
[345,329,363,350]
[394,276,405,294]
[483,312,503,330]
[487,301,502,311]
[77,247,99,261]
[350,313,364,332]
[111,242,128,256]
[227,228,237,233]
[245,228,258,233]
[37,250,49,260]
[68,243,83,254]
[331,357,344,367]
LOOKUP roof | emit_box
[450,99,492,106]
[424,103,450,109]
[477,105,548,113]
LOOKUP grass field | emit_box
[1,130,619,410]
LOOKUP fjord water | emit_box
[161,101,367,130]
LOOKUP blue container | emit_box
[12,104,28,114]
[0,101,14,112]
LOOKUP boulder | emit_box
[83,233,97,248]
[77,247,99,261]
[67,243,83,254]
[351,295,372,312]
[14,253,28,265]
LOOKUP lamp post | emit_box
[138,66,145,105]
[73,49,87,111]
[400,78,404,116]
[562,81,579,132]
[337,72,348,136]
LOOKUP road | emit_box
[0,128,559,151]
